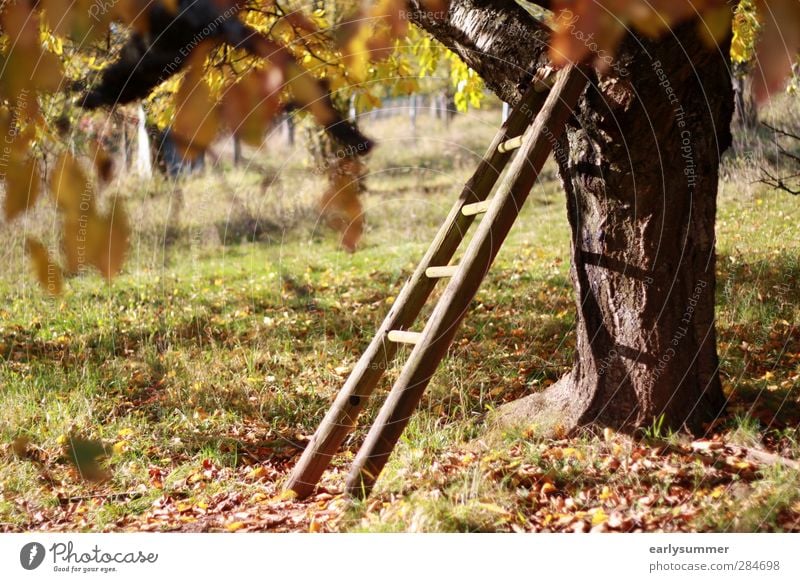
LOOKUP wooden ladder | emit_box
[286,64,589,499]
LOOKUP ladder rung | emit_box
[533,69,557,93]
[498,135,523,153]
[387,330,423,344]
[425,265,459,278]
[461,200,491,216]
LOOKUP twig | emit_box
[57,492,144,506]
[733,445,800,472]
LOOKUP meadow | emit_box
[1,97,799,532]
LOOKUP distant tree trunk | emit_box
[284,114,295,146]
[409,94,418,135]
[411,0,735,433]
[233,135,243,166]
[732,63,758,137]
[121,122,130,171]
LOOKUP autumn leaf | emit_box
[63,436,111,483]
[12,435,31,458]
[592,508,609,525]
[753,0,800,100]
[112,0,152,35]
[3,155,40,221]
[173,45,220,160]
[26,238,63,295]
[50,153,92,217]
[88,203,131,280]
[61,216,87,274]
[39,0,74,37]
[319,158,366,253]
[221,67,283,147]
[88,141,114,184]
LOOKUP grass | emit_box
[1,99,799,532]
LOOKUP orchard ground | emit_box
[1,97,799,532]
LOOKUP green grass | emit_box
[1,103,799,532]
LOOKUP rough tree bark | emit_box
[410,0,735,433]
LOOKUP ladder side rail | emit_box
[345,65,590,498]
[284,81,553,498]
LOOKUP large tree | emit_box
[412,0,735,433]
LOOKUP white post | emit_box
[135,105,152,179]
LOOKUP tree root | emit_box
[489,374,588,439]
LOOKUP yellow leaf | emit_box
[271,490,298,502]
[476,502,510,515]
[50,153,92,217]
[710,485,726,499]
[87,203,130,279]
[541,482,557,496]
[226,521,245,532]
[562,447,584,460]
[247,466,268,481]
[592,508,608,526]
[26,238,63,295]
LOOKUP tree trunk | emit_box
[410,0,735,433]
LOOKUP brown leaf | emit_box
[754,0,800,100]
[549,1,727,69]
[221,67,283,147]
[40,0,73,37]
[112,0,152,34]
[88,203,130,280]
[32,51,64,92]
[26,238,63,295]
[3,154,40,220]
[61,216,88,274]
[319,158,366,252]
[173,45,219,160]
[12,435,30,458]
[88,141,114,184]
[697,5,734,48]
[63,436,111,483]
